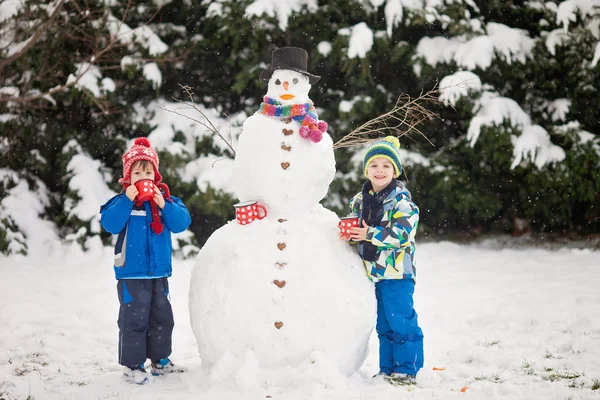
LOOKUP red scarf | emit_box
[123,182,171,235]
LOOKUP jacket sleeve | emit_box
[365,197,419,250]
[99,194,134,234]
[162,196,192,234]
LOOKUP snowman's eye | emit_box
[275,79,281,85]
[293,78,298,84]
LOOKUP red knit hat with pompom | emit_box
[119,137,163,186]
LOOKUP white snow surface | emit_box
[244,0,318,31]
[1,241,600,399]
[439,70,482,106]
[467,92,532,146]
[63,141,116,232]
[317,41,332,57]
[66,63,104,98]
[467,92,565,170]
[556,0,600,32]
[415,23,534,72]
[591,41,600,67]
[0,0,22,23]
[510,125,566,169]
[106,14,168,56]
[345,22,374,59]
[143,62,163,88]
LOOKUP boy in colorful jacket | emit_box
[343,136,424,385]
[100,138,191,385]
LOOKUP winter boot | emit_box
[123,364,150,385]
[384,372,416,386]
[150,358,185,376]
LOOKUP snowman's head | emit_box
[266,69,311,105]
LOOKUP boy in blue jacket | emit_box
[343,136,424,386]
[100,137,191,384]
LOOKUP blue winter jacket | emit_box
[99,193,191,279]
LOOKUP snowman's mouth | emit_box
[280,94,295,100]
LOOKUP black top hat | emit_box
[259,47,321,85]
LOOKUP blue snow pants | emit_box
[375,279,424,375]
[117,278,174,366]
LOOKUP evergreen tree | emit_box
[2,0,598,257]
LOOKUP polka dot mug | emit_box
[234,201,268,225]
[134,179,154,202]
[338,216,359,238]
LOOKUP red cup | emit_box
[234,201,268,225]
[134,179,154,202]
[338,216,359,237]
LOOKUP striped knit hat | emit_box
[363,136,402,178]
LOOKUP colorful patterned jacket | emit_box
[348,180,419,282]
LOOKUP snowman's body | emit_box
[233,113,335,216]
[189,67,376,375]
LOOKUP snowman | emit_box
[189,47,375,376]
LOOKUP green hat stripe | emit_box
[363,142,402,178]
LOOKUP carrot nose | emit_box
[283,81,289,91]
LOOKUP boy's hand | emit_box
[154,185,165,209]
[339,232,350,241]
[125,185,138,201]
[349,220,370,241]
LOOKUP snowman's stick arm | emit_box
[158,86,236,157]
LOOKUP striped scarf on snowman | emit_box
[257,96,328,143]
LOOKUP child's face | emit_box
[130,162,155,184]
[366,157,394,190]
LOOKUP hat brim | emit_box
[259,65,321,85]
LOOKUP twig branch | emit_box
[332,89,441,149]
[158,85,236,158]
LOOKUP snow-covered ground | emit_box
[1,241,599,400]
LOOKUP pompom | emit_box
[384,136,400,149]
[134,137,151,148]
[317,121,328,132]
[309,129,322,143]
[299,126,310,138]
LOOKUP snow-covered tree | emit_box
[2,0,599,256]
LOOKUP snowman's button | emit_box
[283,118,292,124]
[281,162,290,170]
[282,129,293,136]
[274,321,284,329]
[273,280,286,288]
[281,144,291,151]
